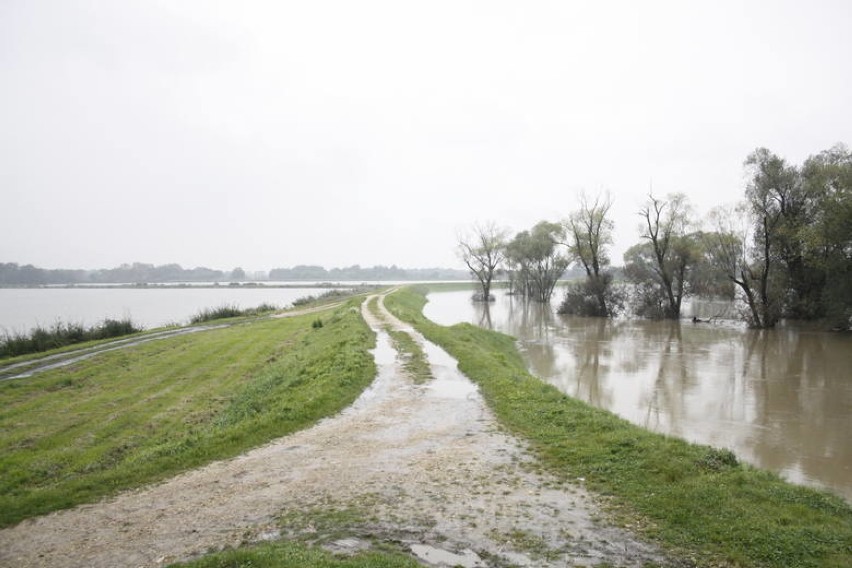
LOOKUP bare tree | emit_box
[457,222,508,302]
[629,193,695,319]
[561,192,620,316]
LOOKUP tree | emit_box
[560,192,622,317]
[625,193,695,319]
[703,204,779,327]
[800,143,852,328]
[504,221,569,303]
[457,222,509,302]
[742,148,800,327]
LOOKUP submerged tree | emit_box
[801,144,852,328]
[703,204,780,328]
[624,193,696,319]
[559,192,622,317]
[505,221,569,303]
[457,222,509,302]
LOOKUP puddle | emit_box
[371,330,397,366]
[421,341,478,400]
[410,544,484,567]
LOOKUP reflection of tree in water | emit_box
[504,298,562,384]
[641,322,686,433]
[471,300,493,330]
[449,288,852,500]
[744,328,852,497]
[567,317,613,408]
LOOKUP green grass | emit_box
[0,300,376,528]
[168,540,419,568]
[190,303,279,323]
[384,286,852,568]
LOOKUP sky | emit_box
[1,0,850,273]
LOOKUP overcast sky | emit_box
[2,0,850,272]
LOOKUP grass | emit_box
[190,303,279,323]
[167,540,419,568]
[292,289,362,308]
[384,285,852,568]
[0,317,144,359]
[0,300,376,528]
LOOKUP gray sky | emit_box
[2,0,850,272]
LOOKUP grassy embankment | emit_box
[383,286,852,568]
[0,299,376,529]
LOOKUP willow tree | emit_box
[457,222,508,302]
[505,221,569,303]
[560,192,621,317]
[703,204,773,327]
[625,193,696,319]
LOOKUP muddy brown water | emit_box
[424,289,852,503]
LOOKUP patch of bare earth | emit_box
[0,295,673,567]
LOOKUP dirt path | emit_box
[0,295,669,567]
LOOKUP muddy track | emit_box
[0,295,671,567]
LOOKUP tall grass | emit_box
[291,289,360,307]
[0,318,143,359]
[189,303,279,323]
[385,286,852,568]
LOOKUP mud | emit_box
[0,295,672,567]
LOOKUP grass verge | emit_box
[0,300,376,528]
[384,286,852,568]
[168,539,418,568]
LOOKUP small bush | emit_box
[190,304,278,324]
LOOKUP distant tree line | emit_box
[0,262,231,286]
[458,143,851,329]
[268,265,468,281]
[0,262,470,287]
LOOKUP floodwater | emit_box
[424,289,852,503]
[0,286,342,333]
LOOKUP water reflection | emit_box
[425,290,852,502]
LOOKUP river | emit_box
[0,286,344,333]
[423,289,852,503]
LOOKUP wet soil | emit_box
[0,295,672,567]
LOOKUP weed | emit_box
[189,303,279,323]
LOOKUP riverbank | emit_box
[384,286,852,567]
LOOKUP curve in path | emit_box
[0,295,668,567]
